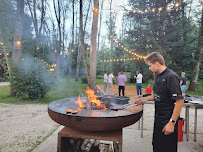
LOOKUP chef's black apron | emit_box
[152,68,183,152]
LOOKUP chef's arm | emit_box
[170,98,184,124]
[134,95,154,104]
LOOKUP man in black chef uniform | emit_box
[135,52,184,152]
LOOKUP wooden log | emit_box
[94,140,100,147]
[81,139,89,150]
[74,139,82,152]
[113,141,119,152]
[69,138,75,144]
[108,144,113,152]
[85,139,95,152]
[100,144,106,152]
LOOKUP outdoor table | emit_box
[140,99,203,142]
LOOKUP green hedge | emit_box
[10,57,54,100]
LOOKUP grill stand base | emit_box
[57,127,122,152]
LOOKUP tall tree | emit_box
[109,0,113,72]
[188,8,203,91]
[90,0,99,91]
[53,0,62,52]
[68,0,74,78]
[13,0,24,63]
[75,0,91,81]
[79,0,90,85]
[11,0,24,97]
[97,0,104,51]
[27,0,46,57]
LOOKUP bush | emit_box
[10,56,54,100]
[80,75,88,84]
[96,75,103,79]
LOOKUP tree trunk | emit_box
[97,0,104,51]
[109,0,113,72]
[11,0,24,97]
[27,0,46,57]
[75,34,81,81]
[79,0,90,85]
[90,0,99,91]
[76,0,91,81]
[13,0,24,63]
[69,0,74,78]
[188,8,203,91]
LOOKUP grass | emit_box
[0,78,87,104]
[186,80,203,96]
[27,127,58,152]
[0,78,202,104]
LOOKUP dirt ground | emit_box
[97,84,149,97]
[0,84,202,152]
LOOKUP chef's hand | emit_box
[133,98,143,105]
[162,122,175,135]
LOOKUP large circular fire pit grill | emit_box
[48,97,143,131]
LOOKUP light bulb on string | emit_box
[175,3,179,7]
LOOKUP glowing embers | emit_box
[75,87,107,110]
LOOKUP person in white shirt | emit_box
[134,71,143,95]
[104,72,108,93]
[108,72,114,94]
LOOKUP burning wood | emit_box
[75,87,107,110]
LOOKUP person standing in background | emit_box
[117,71,126,96]
[180,72,187,95]
[104,71,108,93]
[145,84,152,95]
[134,71,143,95]
[108,72,114,94]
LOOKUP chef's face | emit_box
[146,61,159,73]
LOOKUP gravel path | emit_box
[0,103,59,152]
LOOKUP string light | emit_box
[0,42,3,45]
[100,57,140,62]
[108,32,146,59]
[96,2,202,15]
[175,3,179,7]
[16,40,21,46]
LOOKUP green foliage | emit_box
[10,56,54,100]
[80,75,88,84]
[96,75,103,79]
[0,79,87,104]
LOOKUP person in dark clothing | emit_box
[134,52,184,152]
[180,72,187,95]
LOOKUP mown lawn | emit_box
[0,78,202,104]
[0,79,87,104]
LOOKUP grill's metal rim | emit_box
[48,97,143,118]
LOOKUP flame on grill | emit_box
[75,87,107,110]
[74,95,86,107]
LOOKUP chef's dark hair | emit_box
[145,52,165,65]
